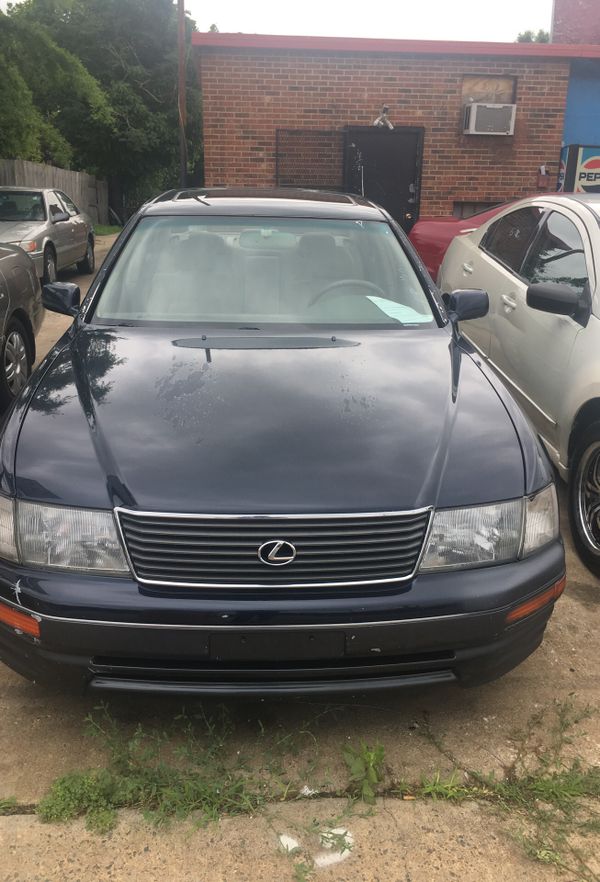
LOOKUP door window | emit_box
[47,193,66,221]
[57,191,79,217]
[480,207,543,274]
[521,211,589,296]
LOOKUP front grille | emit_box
[116,508,431,587]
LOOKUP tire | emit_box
[77,237,95,274]
[42,245,57,285]
[568,420,600,578]
[0,317,32,410]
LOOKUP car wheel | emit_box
[569,420,600,578]
[77,237,95,274]
[43,246,57,284]
[0,317,32,410]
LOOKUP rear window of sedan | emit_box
[93,216,436,329]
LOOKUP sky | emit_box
[0,0,554,43]
[185,0,553,43]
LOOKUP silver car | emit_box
[0,187,95,284]
[439,193,600,577]
[0,243,43,409]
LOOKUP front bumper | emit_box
[0,541,565,695]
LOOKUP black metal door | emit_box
[344,127,423,232]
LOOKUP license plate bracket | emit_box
[209,630,345,662]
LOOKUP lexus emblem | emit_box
[257,539,297,566]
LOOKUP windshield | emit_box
[0,190,46,223]
[94,216,436,328]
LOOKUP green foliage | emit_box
[411,700,600,882]
[0,796,18,815]
[37,703,266,831]
[94,225,123,236]
[292,861,313,882]
[419,771,470,801]
[0,55,42,161]
[517,29,550,42]
[342,742,385,803]
[4,0,203,213]
[0,13,111,169]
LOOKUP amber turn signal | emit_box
[505,575,567,625]
[0,601,41,638]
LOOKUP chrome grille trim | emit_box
[115,506,433,588]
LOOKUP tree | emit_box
[0,55,44,162]
[517,29,550,42]
[10,0,203,215]
[0,11,113,170]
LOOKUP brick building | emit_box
[192,32,600,227]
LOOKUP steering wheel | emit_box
[308,279,386,307]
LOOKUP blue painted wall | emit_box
[563,60,600,146]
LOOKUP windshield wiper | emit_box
[191,194,211,206]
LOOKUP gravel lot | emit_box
[1,238,599,881]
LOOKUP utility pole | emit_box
[177,0,187,188]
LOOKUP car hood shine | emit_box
[0,220,44,242]
[14,326,525,512]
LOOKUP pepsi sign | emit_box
[575,148,600,194]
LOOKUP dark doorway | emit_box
[344,127,424,232]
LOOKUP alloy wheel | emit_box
[576,441,600,554]
[45,251,56,283]
[4,331,29,396]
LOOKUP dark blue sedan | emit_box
[0,189,565,695]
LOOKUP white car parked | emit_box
[439,194,600,576]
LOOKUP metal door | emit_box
[344,127,423,232]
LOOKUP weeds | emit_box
[407,700,600,882]
[0,797,18,815]
[37,703,266,832]
[33,698,600,882]
[342,742,385,803]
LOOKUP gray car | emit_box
[0,187,95,284]
[0,243,43,409]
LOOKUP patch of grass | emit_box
[342,741,385,804]
[419,771,471,801]
[0,796,18,815]
[94,224,122,236]
[37,703,266,832]
[292,861,313,882]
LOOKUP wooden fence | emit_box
[0,159,109,224]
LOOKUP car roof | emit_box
[142,188,388,220]
[0,186,48,194]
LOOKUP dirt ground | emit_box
[1,240,599,881]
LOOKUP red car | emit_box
[409,204,507,282]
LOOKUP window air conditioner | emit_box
[463,103,516,136]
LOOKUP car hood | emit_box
[0,220,44,242]
[14,326,525,512]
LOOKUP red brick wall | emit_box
[196,49,569,216]
[552,0,600,44]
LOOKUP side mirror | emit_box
[445,288,489,322]
[42,282,80,317]
[526,282,582,317]
[51,210,70,224]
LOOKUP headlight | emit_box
[9,500,129,574]
[5,240,36,252]
[420,485,559,572]
[420,499,523,571]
